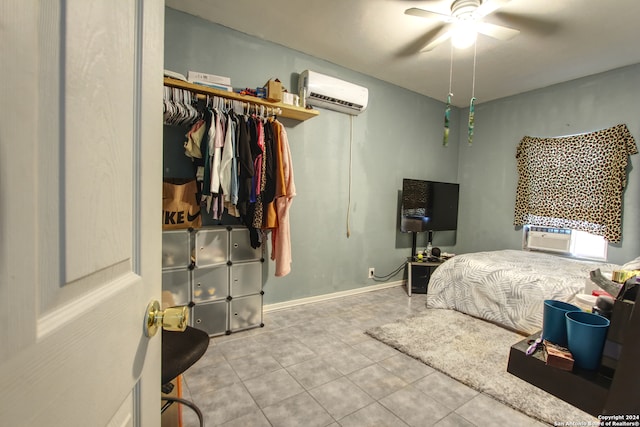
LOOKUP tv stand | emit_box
[406,258,441,296]
[411,232,418,259]
[410,230,433,259]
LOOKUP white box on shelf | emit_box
[282,92,299,106]
[191,82,233,92]
[187,71,231,86]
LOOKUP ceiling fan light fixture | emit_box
[451,23,477,49]
[405,0,517,52]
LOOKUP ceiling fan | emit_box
[405,0,520,51]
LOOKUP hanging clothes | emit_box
[220,112,237,216]
[223,113,241,217]
[184,119,205,160]
[236,116,261,247]
[236,116,254,216]
[172,92,296,276]
[200,108,216,212]
[210,109,226,195]
[264,119,283,230]
[244,116,264,248]
[270,119,296,277]
[262,119,276,206]
[252,119,267,229]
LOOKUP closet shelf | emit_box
[164,77,320,121]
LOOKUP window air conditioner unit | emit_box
[526,228,572,254]
[298,70,368,115]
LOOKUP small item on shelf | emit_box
[187,70,231,86]
[525,337,542,356]
[192,81,233,92]
[592,289,613,298]
[255,87,267,98]
[611,269,640,284]
[164,69,187,81]
[282,92,299,106]
[590,269,623,298]
[574,293,597,312]
[592,295,614,319]
[543,340,574,371]
[300,85,307,108]
[265,78,283,102]
[237,88,258,97]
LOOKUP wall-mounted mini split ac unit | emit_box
[525,227,572,254]
[298,70,368,115]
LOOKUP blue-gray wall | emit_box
[164,7,639,304]
[455,64,640,265]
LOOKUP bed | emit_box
[426,249,621,334]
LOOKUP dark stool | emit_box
[162,326,210,427]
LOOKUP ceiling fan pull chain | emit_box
[468,96,476,145]
[443,93,452,146]
[468,40,478,145]
[444,43,455,147]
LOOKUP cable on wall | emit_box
[346,114,354,237]
[372,260,407,280]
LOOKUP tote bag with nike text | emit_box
[162,180,201,229]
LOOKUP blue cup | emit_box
[542,300,581,347]
[565,311,610,371]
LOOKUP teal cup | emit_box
[565,311,610,370]
[542,300,581,347]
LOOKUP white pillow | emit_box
[621,256,640,271]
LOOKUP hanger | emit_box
[183,90,198,123]
[163,87,172,124]
[232,100,243,115]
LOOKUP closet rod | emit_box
[164,77,319,122]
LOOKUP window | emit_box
[570,229,607,261]
[514,124,637,244]
[523,225,607,261]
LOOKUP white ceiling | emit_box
[166,0,640,107]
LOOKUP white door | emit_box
[0,1,164,426]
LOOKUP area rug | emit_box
[366,309,597,426]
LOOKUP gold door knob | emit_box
[144,300,189,337]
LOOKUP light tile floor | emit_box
[179,286,547,427]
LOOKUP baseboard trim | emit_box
[264,280,405,313]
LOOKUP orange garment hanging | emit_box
[268,120,296,277]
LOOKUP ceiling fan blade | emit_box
[476,21,519,40]
[492,11,560,36]
[395,23,451,56]
[405,7,452,23]
[419,24,453,52]
[474,0,512,19]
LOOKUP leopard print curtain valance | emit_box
[513,123,637,243]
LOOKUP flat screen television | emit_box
[400,179,460,233]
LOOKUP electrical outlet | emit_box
[368,268,375,279]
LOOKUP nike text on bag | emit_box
[162,180,202,230]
